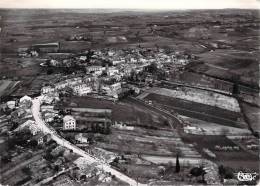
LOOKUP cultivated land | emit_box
[0,9,259,185]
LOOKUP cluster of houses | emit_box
[42,76,96,97]
[5,95,51,145]
[41,75,124,99]
[40,90,113,134]
[73,157,113,183]
[32,46,191,95]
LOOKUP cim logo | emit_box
[237,171,258,182]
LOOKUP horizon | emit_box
[0,0,259,9]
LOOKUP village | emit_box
[0,8,259,186]
[0,42,258,185]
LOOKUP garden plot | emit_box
[146,87,240,112]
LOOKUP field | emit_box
[82,126,200,183]
[143,93,246,128]
[182,135,259,171]
[0,80,20,98]
[180,115,251,136]
[189,49,259,87]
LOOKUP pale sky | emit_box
[0,0,259,9]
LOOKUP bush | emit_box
[218,165,234,179]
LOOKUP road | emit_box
[31,96,146,186]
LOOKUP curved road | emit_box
[31,96,145,186]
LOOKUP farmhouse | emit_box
[63,115,76,130]
[72,84,92,96]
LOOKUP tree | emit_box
[1,154,11,164]
[147,62,158,73]
[175,153,180,173]
[163,119,169,127]
[47,68,54,75]
[190,166,206,182]
[232,83,239,95]
[54,165,60,172]
[218,165,234,180]
[45,59,51,67]
[22,166,32,175]
[190,167,204,177]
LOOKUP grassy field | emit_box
[182,134,259,171]
[0,80,20,98]
[83,126,200,183]
[143,93,246,128]
[189,49,259,87]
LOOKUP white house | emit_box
[63,115,76,130]
[75,133,89,143]
[43,112,57,123]
[87,66,105,73]
[67,77,83,87]
[72,84,92,96]
[110,82,121,92]
[6,101,16,109]
[107,67,119,76]
[41,86,55,94]
[112,59,125,66]
[55,81,69,90]
[20,95,32,104]
[19,95,32,107]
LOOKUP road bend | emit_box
[31,96,146,186]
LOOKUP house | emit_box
[110,82,121,92]
[72,84,92,96]
[43,112,57,123]
[75,133,89,144]
[63,115,76,130]
[79,56,87,61]
[108,50,115,56]
[41,86,55,94]
[113,122,134,131]
[6,101,16,109]
[130,58,138,63]
[55,81,69,90]
[50,59,59,66]
[29,123,40,135]
[66,77,83,87]
[19,95,32,107]
[107,67,119,76]
[41,105,55,112]
[41,95,55,105]
[112,59,125,66]
[32,132,45,145]
[86,66,105,75]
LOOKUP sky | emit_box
[0,0,259,9]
